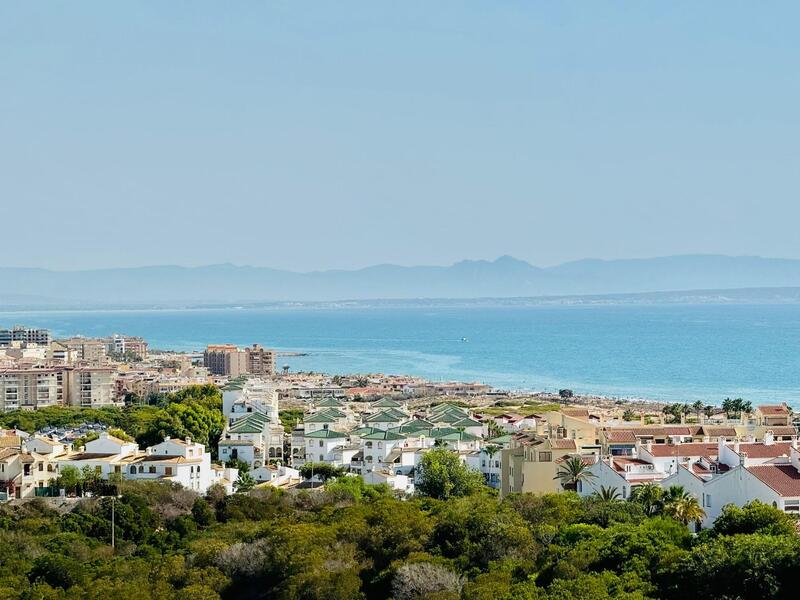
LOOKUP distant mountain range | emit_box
[6,254,800,308]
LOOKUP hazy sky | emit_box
[2,2,799,271]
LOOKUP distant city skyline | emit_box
[2,3,799,271]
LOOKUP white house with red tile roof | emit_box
[580,455,668,499]
[754,404,792,427]
[658,436,800,528]
[637,442,720,478]
[125,436,212,493]
[717,434,793,469]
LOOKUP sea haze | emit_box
[3,303,800,407]
[6,254,800,306]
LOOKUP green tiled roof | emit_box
[428,403,466,415]
[362,430,406,441]
[350,426,378,436]
[434,431,481,442]
[228,413,270,434]
[317,398,344,408]
[305,429,348,439]
[391,419,435,433]
[386,408,408,419]
[488,434,512,445]
[372,398,402,408]
[431,412,464,424]
[405,427,458,438]
[304,412,339,424]
[452,418,483,428]
[365,410,403,423]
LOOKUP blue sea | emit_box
[3,304,800,406]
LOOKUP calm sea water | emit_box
[2,304,800,406]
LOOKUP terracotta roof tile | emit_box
[758,404,790,415]
[747,464,800,496]
[767,426,797,436]
[605,429,637,443]
[644,443,719,457]
[699,426,737,437]
[551,439,578,450]
[562,408,590,418]
[734,442,793,459]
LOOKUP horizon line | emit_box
[0,252,789,274]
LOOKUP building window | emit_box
[538,451,552,462]
[784,499,799,513]
[706,494,712,507]
[319,441,324,448]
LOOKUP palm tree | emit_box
[483,444,501,461]
[740,400,753,416]
[554,456,595,492]
[703,405,716,418]
[692,400,703,421]
[593,485,621,502]
[664,495,706,528]
[628,482,664,516]
[662,485,690,505]
[722,397,734,418]
[486,420,504,439]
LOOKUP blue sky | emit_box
[1,2,798,271]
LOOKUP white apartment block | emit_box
[0,366,118,411]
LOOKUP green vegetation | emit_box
[415,448,486,500]
[554,456,596,491]
[279,409,304,434]
[478,401,560,417]
[0,384,225,456]
[722,397,753,419]
[1,473,796,599]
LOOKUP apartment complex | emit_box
[204,344,248,377]
[106,335,148,359]
[58,337,108,364]
[0,327,51,347]
[57,335,149,363]
[246,344,275,375]
[0,365,118,411]
[204,343,275,377]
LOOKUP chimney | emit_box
[680,412,686,424]
[185,436,192,445]
[165,436,171,441]
[764,430,775,446]
[699,412,705,425]
[640,412,646,425]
